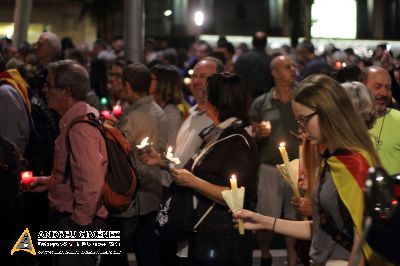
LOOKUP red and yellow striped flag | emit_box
[328,150,392,265]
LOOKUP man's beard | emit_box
[376,104,388,117]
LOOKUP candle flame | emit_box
[140,137,149,146]
[167,146,173,153]
[279,142,286,148]
[231,174,236,180]
[21,171,32,178]
[137,137,150,149]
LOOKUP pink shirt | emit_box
[48,102,108,225]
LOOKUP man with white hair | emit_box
[34,31,62,96]
[35,32,61,67]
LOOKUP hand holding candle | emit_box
[164,146,181,165]
[222,174,245,235]
[276,143,303,208]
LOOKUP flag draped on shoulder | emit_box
[327,150,392,265]
[0,69,31,113]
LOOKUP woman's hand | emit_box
[103,115,119,128]
[233,209,269,231]
[138,147,162,166]
[291,196,312,217]
[253,122,271,139]
[169,168,197,187]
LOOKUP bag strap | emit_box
[63,113,104,179]
[191,133,249,172]
[193,202,216,231]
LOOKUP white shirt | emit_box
[174,104,213,168]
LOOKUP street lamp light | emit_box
[164,9,172,17]
[194,10,204,26]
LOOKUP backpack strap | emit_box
[63,113,105,179]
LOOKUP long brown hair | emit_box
[294,75,381,183]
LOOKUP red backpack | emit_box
[64,113,139,214]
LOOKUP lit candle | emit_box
[136,137,150,149]
[230,174,244,234]
[101,110,111,119]
[21,171,34,188]
[112,104,122,118]
[230,174,238,190]
[279,142,290,165]
[165,146,181,164]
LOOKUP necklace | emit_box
[376,108,390,151]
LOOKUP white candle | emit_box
[230,174,244,234]
[230,174,238,190]
[279,142,290,165]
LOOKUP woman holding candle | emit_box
[141,73,258,266]
[234,74,387,265]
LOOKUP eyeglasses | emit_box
[295,111,318,131]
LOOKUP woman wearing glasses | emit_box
[235,74,385,266]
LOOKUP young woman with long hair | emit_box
[235,74,385,266]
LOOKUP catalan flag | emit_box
[327,150,393,265]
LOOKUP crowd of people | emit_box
[0,29,399,266]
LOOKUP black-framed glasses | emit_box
[295,111,318,131]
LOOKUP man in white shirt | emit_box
[175,57,223,167]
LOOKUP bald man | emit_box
[251,55,299,266]
[361,66,400,175]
